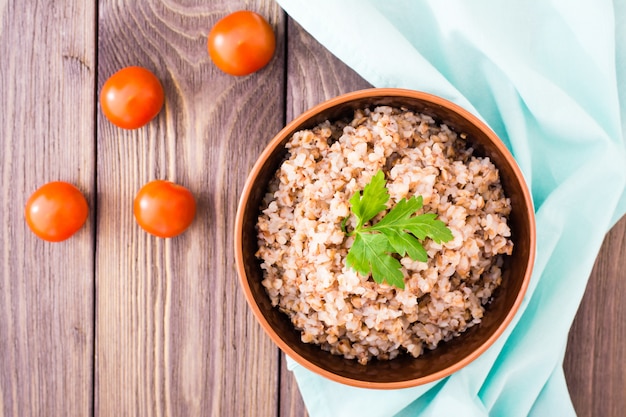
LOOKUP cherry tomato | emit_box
[100,66,164,129]
[133,180,196,238]
[208,10,276,76]
[24,181,89,242]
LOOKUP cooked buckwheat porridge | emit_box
[256,106,513,365]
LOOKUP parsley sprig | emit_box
[344,170,453,289]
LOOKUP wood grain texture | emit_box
[564,215,626,417]
[95,1,284,416]
[285,19,372,123]
[0,0,96,416]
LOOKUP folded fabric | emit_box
[275,0,626,416]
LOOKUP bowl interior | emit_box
[236,89,535,388]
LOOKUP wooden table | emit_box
[1,1,624,416]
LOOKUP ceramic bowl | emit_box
[234,88,535,389]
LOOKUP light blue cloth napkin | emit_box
[274,0,626,416]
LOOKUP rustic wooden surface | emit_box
[564,217,626,417]
[0,0,96,416]
[0,1,624,416]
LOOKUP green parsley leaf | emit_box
[349,170,389,230]
[344,170,454,289]
[369,195,454,246]
[383,227,428,263]
[346,233,406,289]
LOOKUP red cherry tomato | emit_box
[100,66,164,129]
[24,181,89,242]
[133,180,196,238]
[208,10,276,76]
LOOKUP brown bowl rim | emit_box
[234,87,536,389]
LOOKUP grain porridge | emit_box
[255,106,513,365]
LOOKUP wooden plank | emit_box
[279,18,372,417]
[0,0,96,416]
[285,19,373,122]
[564,215,626,417]
[94,1,284,416]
